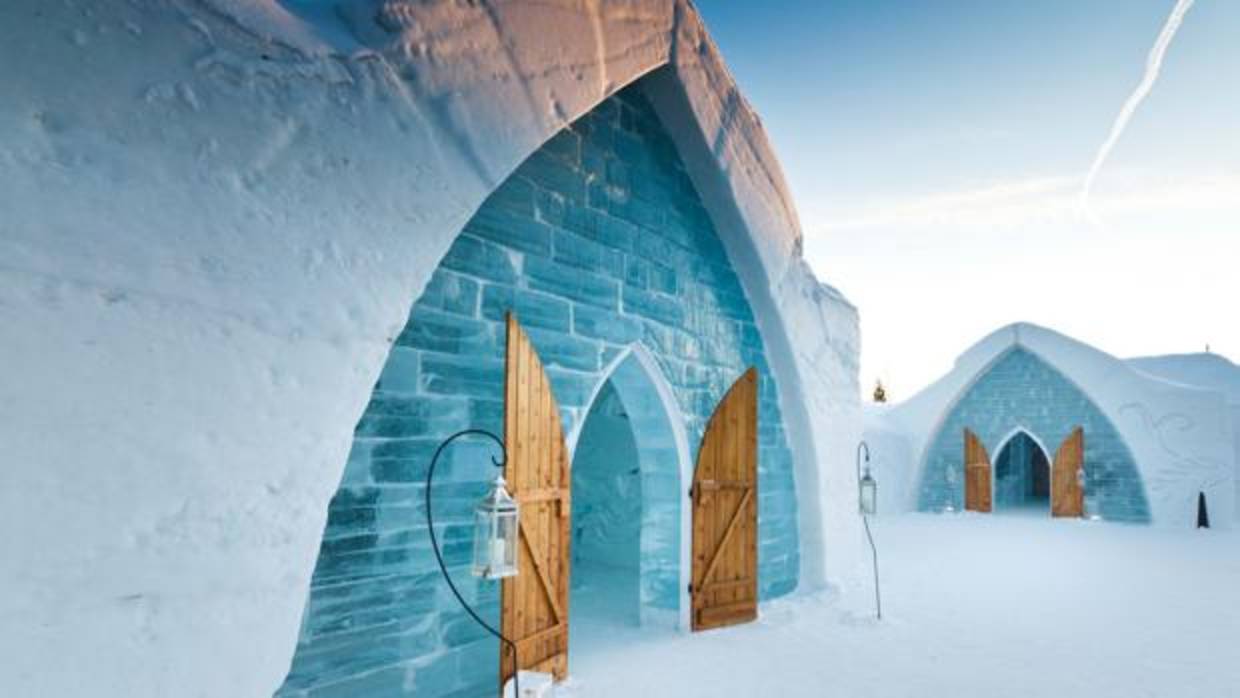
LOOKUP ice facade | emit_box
[276,80,799,697]
[917,348,1150,522]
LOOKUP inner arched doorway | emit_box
[993,430,1051,513]
[568,347,691,648]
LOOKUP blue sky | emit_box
[695,0,1239,398]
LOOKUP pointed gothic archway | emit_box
[991,428,1053,514]
[566,345,695,634]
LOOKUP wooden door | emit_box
[501,314,571,686]
[964,429,992,513]
[1052,427,1085,518]
[690,368,758,632]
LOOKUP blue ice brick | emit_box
[535,187,566,226]
[567,203,639,252]
[714,288,755,322]
[408,655,462,698]
[596,215,639,252]
[581,141,607,177]
[586,180,610,210]
[632,229,679,267]
[355,395,469,439]
[601,345,624,367]
[396,308,495,355]
[739,322,764,352]
[613,129,645,164]
[480,284,571,333]
[632,170,674,205]
[439,612,495,648]
[303,665,407,698]
[591,96,620,121]
[760,577,798,602]
[465,206,553,257]
[481,173,536,217]
[516,149,584,202]
[525,327,601,372]
[375,347,419,395]
[565,207,639,254]
[606,158,630,189]
[420,355,505,399]
[648,262,677,295]
[759,515,797,547]
[623,286,684,327]
[553,227,624,278]
[542,128,582,165]
[440,235,517,284]
[623,255,649,289]
[545,368,595,407]
[417,271,479,317]
[572,303,643,344]
[525,256,619,310]
[468,399,504,434]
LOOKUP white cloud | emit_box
[814,170,1240,235]
[1082,0,1197,208]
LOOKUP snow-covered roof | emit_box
[878,322,1234,525]
[1127,353,1240,407]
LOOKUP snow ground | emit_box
[560,514,1240,698]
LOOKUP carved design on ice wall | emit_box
[1119,403,1229,515]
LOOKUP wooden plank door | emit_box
[690,367,758,632]
[501,314,571,687]
[964,429,992,513]
[1052,427,1085,518]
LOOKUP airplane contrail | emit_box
[1080,0,1195,211]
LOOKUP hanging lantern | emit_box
[859,467,878,516]
[472,475,519,580]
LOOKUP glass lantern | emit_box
[859,467,878,516]
[472,475,519,580]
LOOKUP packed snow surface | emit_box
[559,514,1240,697]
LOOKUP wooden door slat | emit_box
[695,487,753,590]
[501,314,570,688]
[518,520,564,622]
[964,429,993,513]
[691,368,759,632]
[1052,427,1085,517]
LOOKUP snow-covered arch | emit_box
[0,2,860,697]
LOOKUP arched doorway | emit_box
[993,430,1052,513]
[571,379,642,626]
[568,347,691,645]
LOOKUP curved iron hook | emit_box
[856,439,881,621]
[425,429,520,697]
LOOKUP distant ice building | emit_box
[866,323,1237,527]
[0,2,862,698]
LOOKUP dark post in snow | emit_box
[1196,491,1209,529]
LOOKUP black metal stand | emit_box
[856,441,882,621]
[425,429,520,698]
